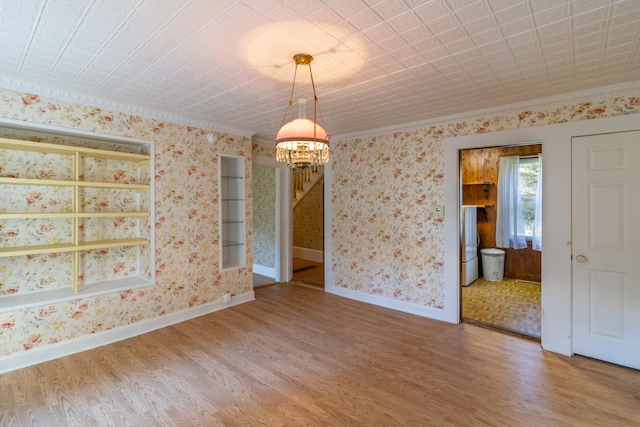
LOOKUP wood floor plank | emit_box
[1,283,639,426]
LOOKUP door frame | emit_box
[443,112,640,357]
[253,155,292,283]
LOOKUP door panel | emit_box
[589,183,625,250]
[589,270,625,338]
[572,130,640,369]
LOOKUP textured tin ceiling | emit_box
[1,0,639,140]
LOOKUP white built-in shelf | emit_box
[219,156,246,270]
[0,120,155,311]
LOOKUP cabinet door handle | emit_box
[576,255,588,263]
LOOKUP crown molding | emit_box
[0,75,255,138]
[334,80,640,141]
[252,136,273,146]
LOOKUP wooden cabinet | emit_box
[461,181,494,209]
[0,121,154,311]
[219,155,245,270]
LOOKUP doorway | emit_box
[250,156,325,289]
[460,144,542,338]
[444,113,640,357]
[251,155,292,288]
[291,168,325,289]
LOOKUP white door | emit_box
[572,130,640,369]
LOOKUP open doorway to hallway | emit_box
[460,144,542,339]
[251,155,292,289]
[291,169,325,289]
[250,158,325,290]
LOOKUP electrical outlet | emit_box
[223,293,231,304]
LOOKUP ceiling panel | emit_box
[0,0,638,140]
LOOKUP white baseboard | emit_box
[252,264,275,278]
[325,284,456,324]
[0,291,255,374]
[292,247,323,263]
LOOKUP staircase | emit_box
[292,165,323,207]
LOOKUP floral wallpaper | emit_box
[293,176,324,251]
[252,165,276,268]
[252,143,274,158]
[330,95,640,309]
[0,88,253,356]
[2,86,638,359]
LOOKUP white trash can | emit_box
[480,248,505,282]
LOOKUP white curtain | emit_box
[532,153,543,251]
[496,155,527,249]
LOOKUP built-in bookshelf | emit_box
[0,119,154,312]
[219,155,246,270]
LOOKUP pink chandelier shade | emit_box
[275,117,329,143]
[275,53,330,170]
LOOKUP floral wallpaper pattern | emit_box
[251,143,274,159]
[2,86,638,358]
[293,176,324,251]
[0,88,252,356]
[252,166,276,269]
[329,95,640,309]
[251,96,640,310]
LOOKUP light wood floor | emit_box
[253,272,277,288]
[291,258,324,289]
[2,284,639,426]
[253,258,324,290]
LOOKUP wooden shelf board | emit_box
[0,212,148,219]
[0,238,149,258]
[0,177,74,186]
[462,181,495,185]
[0,275,154,312]
[76,212,149,218]
[0,212,75,219]
[76,181,150,190]
[0,177,150,190]
[79,238,150,251]
[0,137,149,162]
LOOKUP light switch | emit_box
[434,206,444,220]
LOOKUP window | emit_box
[496,153,542,251]
[519,157,540,239]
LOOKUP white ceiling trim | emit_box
[2,73,639,144]
[253,136,273,146]
[334,80,640,141]
[0,74,256,138]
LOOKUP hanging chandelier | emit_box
[275,53,329,170]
